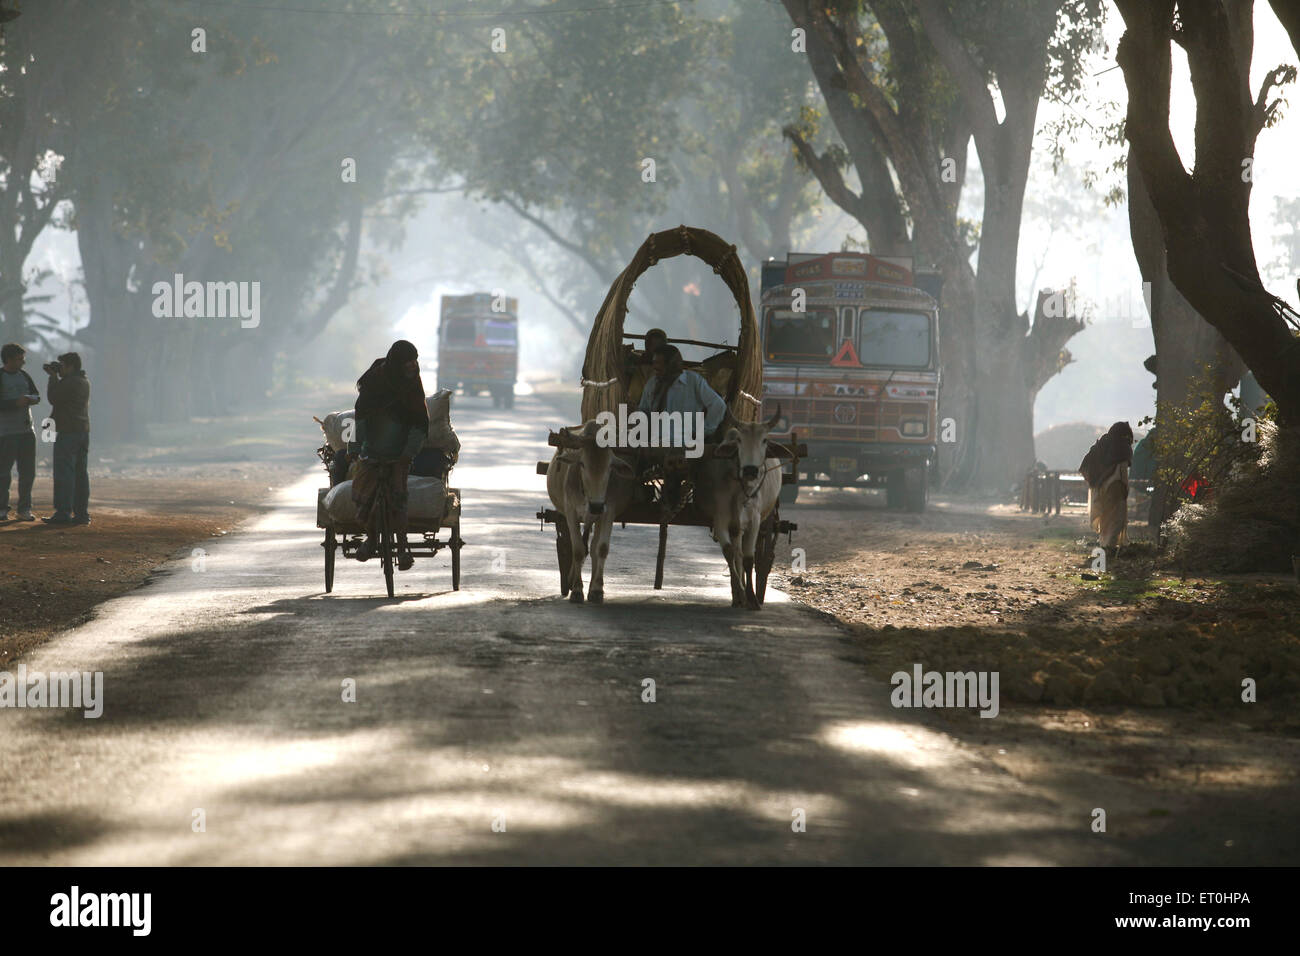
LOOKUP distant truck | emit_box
[759,251,941,511]
[437,292,519,408]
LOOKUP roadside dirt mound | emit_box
[1165,420,1300,574]
[835,619,1300,713]
[777,491,1300,719]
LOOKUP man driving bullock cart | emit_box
[538,225,802,610]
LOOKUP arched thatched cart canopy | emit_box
[580,225,764,424]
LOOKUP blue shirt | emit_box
[0,368,38,437]
[638,369,727,439]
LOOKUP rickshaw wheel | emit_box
[755,507,778,606]
[324,527,336,593]
[379,512,395,599]
[654,521,668,590]
[451,517,462,591]
[556,520,572,596]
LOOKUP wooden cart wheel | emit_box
[654,521,668,590]
[379,510,395,599]
[755,530,775,606]
[451,517,462,591]
[755,506,778,606]
[324,527,336,593]
[555,520,572,596]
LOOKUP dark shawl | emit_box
[1079,421,1134,489]
[356,341,428,431]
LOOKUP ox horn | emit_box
[553,427,586,449]
[765,403,782,430]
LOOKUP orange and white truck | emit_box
[759,251,940,510]
[437,292,519,409]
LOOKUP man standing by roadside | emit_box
[0,343,40,521]
[43,352,91,526]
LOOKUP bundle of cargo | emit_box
[315,388,461,484]
[322,475,449,527]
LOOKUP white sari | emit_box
[1088,461,1129,548]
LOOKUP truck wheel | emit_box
[903,465,928,513]
[780,481,799,505]
[503,391,515,409]
[885,471,904,510]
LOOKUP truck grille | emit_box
[767,397,930,441]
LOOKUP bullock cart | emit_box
[536,225,804,605]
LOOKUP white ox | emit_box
[697,406,784,610]
[547,420,637,604]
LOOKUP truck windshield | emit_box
[764,308,836,363]
[858,309,931,368]
[483,319,517,346]
[443,318,476,344]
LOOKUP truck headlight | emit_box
[901,420,926,437]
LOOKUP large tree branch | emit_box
[1179,0,1258,185]
[505,241,589,336]
[910,0,1000,146]
[787,0,951,257]
[1115,0,1195,233]
[782,129,870,230]
[1252,64,1296,134]
[499,197,612,280]
[715,155,765,267]
[1270,0,1300,57]
[769,151,801,254]
[297,199,364,343]
[794,0,910,252]
[1117,0,1300,419]
[1024,289,1085,393]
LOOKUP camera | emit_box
[43,361,60,375]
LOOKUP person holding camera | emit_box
[42,352,90,526]
[0,343,40,521]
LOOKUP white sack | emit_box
[319,388,457,457]
[317,410,355,452]
[425,388,460,457]
[324,476,448,526]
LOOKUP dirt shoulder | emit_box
[775,487,1300,835]
[0,388,351,666]
[777,489,1300,717]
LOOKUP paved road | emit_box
[0,392,1134,865]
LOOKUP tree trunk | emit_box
[1116,0,1300,423]
[75,173,143,443]
[0,250,25,345]
[970,348,1036,493]
[1127,150,1245,525]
